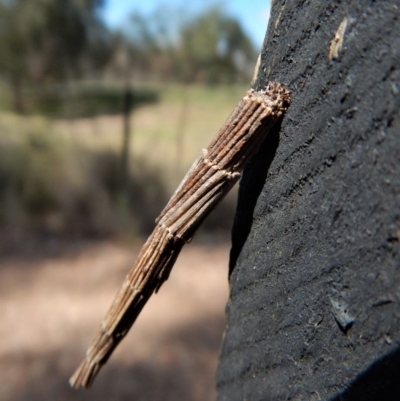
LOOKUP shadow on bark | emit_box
[229,122,281,277]
[331,346,400,401]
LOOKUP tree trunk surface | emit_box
[217,1,400,400]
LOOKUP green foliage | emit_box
[6,83,159,118]
[0,115,168,236]
[0,1,256,112]
[118,6,257,84]
[0,123,66,229]
[179,7,256,83]
[0,0,112,111]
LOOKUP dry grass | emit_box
[0,83,247,236]
[53,83,247,187]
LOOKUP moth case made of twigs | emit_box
[70,81,290,389]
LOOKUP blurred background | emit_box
[0,1,270,400]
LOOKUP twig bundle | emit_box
[70,82,290,388]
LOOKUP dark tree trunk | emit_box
[217,1,400,400]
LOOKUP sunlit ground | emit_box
[0,238,230,401]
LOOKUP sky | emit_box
[101,0,271,51]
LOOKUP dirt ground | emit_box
[0,237,230,401]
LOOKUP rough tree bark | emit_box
[217,1,400,400]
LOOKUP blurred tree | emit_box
[116,6,256,84]
[108,6,257,184]
[179,7,256,84]
[0,0,112,112]
[118,6,182,82]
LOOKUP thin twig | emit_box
[70,82,290,388]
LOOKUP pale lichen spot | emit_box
[329,16,348,61]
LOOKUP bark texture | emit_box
[217,1,400,400]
